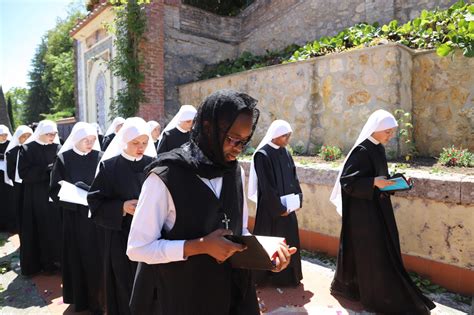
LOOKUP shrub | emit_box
[292,144,306,156]
[243,146,256,156]
[319,145,342,161]
[438,146,473,167]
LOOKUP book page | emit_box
[57,180,89,206]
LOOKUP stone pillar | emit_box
[138,0,166,122]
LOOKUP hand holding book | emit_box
[377,173,413,192]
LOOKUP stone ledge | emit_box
[240,160,474,205]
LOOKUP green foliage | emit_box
[292,144,306,156]
[43,10,84,116]
[319,145,342,161]
[6,96,15,130]
[243,145,256,156]
[409,272,447,294]
[394,109,417,161]
[438,146,473,167]
[108,1,148,118]
[199,45,300,80]
[5,87,28,126]
[183,0,253,16]
[25,38,52,123]
[201,1,474,79]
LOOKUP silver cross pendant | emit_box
[222,213,230,230]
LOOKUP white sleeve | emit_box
[241,166,251,236]
[127,173,187,264]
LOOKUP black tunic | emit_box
[18,141,62,275]
[252,144,303,287]
[50,149,104,313]
[331,139,435,314]
[0,140,15,232]
[88,154,153,315]
[156,127,190,154]
[5,146,23,233]
[101,133,115,151]
[129,163,259,315]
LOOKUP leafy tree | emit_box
[7,96,15,130]
[5,87,28,127]
[43,9,84,117]
[24,38,51,123]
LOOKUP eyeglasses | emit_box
[225,135,250,148]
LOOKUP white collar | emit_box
[176,125,188,133]
[268,141,280,149]
[72,145,91,156]
[35,139,50,146]
[0,140,7,144]
[121,151,143,161]
[368,136,380,145]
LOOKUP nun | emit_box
[147,120,161,150]
[248,120,303,287]
[88,117,156,315]
[329,109,435,314]
[3,125,33,233]
[127,90,296,315]
[18,120,62,275]
[49,122,104,314]
[102,117,125,151]
[156,105,196,154]
[0,124,14,232]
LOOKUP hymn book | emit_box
[225,235,286,270]
[280,193,301,213]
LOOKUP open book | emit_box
[380,174,413,192]
[225,235,286,270]
[57,180,89,206]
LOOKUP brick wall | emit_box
[138,0,166,122]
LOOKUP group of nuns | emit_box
[0,88,435,315]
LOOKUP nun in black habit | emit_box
[50,122,104,314]
[248,120,303,287]
[156,104,196,154]
[329,109,435,314]
[18,120,62,275]
[0,124,14,232]
[88,117,156,315]
[101,117,125,151]
[127,89,297,315]
[3,125,33,234]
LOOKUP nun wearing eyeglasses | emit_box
[88,117,156,315]
[18,120,62,276]
[0,124,14,232]
[156,105,196,154]
[329,110,435,314]
[102,117,125,151]
[3,125,33,234]
[49,122,104,314]
[248,120,303,287]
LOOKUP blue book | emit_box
[379,175,413,192]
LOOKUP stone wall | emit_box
[158,0,458,122]
[179,44,474,157]
[237,0,458,55]
[240,161,474,294]
[412,51,474,156]
[162,3,239,121]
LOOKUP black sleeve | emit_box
[49,155,65,203]
[156,133,168,154]
[340,147,375,200]
[18,145,50,182]
[87,162,125,230]
[254,152,287,217]
[5,148,17,180]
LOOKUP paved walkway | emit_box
[0,233,471,314]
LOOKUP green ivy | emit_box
[201,1,474,79]
[107,0,148,118]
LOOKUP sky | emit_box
[0,0,85,93]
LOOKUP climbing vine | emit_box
[107,0,149,118]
